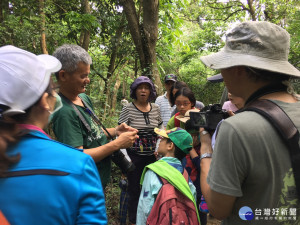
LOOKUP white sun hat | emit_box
[200,21,300,78]
[0,45,62,116]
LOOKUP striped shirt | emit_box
[118,102,163,156]
[155,93,176,127]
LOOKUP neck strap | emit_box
[245,83,287,106]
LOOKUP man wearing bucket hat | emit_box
[198,21,300,224]
[136,127,200,225]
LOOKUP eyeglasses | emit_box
[175,101,191,107]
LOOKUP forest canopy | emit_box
[1,0,299,126]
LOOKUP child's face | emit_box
[157,137,169,156]
[175,95,192,116]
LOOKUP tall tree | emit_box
[39,0,48,54]
[80,0,91,50]
[119,0,163,94]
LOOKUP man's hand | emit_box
[116,123,138,136]
[116,130,139,149]
[199,127,236,220]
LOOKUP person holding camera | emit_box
[0,46,107,224]
[166,87,197,130]
[118,76,162,225]
[51,44,138,189]
[170,81,204,117]
[199,21,300,224]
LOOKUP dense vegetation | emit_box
[1,1,299,128]
[1,1,299,223]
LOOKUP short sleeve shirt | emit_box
[155,93,175,127]
[208,100,300,224]
[52,93,111,188]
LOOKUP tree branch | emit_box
[199,8,247,21]
[207,0,245,10]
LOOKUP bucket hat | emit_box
[130,76,157,102]
[200,21,300,78]
[0,45,62,116]
[154,127,193,154]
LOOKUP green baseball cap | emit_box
[154,127,193,154]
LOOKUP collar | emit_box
[18,124,51,139]
[160,157,181,164]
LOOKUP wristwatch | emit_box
[200,153,213,161]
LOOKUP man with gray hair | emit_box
[198,21,300,224]
[52,44,138,188]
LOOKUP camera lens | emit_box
[111,150,135,174]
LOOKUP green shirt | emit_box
[52,93,111,188]
[166,114,185,130]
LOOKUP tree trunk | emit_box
[142,0,163,94]
[120,0,163,95]
[102,15,126,112]
[106,14,126,92]
[122,72,128,98]
[39,0,48,54]
[80,0,91,51]
[0,0,9,23]
[110,76,121,117]
[102,79,110,120]
[247,0,256,21]
[120,0,147,70]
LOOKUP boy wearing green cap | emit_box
[136,127,200,225]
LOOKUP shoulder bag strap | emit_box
[58,93,92,133]
[59,93,114,139]
[243,99,300,199]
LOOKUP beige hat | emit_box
[200,21,300,78]
[177,108,200,123]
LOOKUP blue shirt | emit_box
[0,130,107,225]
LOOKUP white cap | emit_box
[0,45,62,116]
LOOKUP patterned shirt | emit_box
[155,92,176,127]
[118,102,163,156]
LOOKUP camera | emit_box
[111,150,136,174]
[189,104,229,131]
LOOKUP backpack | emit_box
[142,160,200,225]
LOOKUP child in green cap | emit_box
[136,127,200,225]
